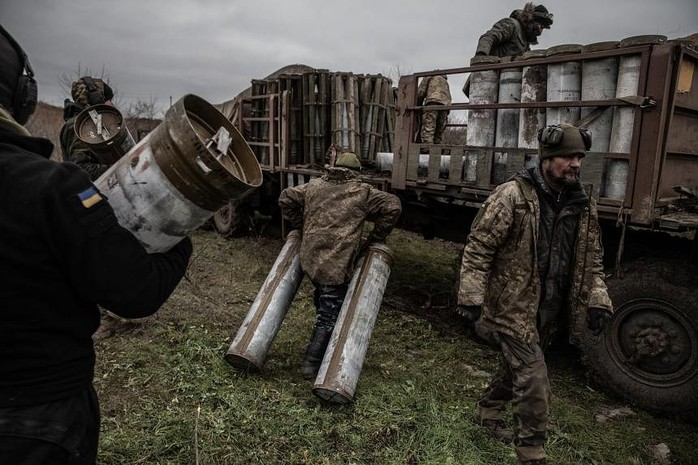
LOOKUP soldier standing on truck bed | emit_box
[278,152,401,379]
[417,75,452,146]
[456,124,613,465]
[464,3,553,97]
[475,2,553,58]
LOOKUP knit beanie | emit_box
[538,124,589,159]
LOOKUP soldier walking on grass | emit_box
[278,152,401,379]
[457,124,613,465]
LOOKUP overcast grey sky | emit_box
[2,0,696,114]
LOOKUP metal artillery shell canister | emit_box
[546,44,582,125]
[225,230,304,372]
[465,55,500,183]
[581,41,619,153]
[312,243,394,404]
[493,63,522,184]
[95,94,263,252]
[605,35,666,200]
[75,104,136,164]
[518,49,548,149]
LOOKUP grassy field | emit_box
[94,229,698,465]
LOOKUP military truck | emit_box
[214,36,697,420]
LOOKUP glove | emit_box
[587,307,612,335]
[456,305,482,325]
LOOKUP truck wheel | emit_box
[580,258,698,421]
[213,199,249,237]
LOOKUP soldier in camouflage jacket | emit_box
[457,124,612,465]
[463,4,553,98]
[475,3,553,58]
[278,152,401,378]
[417,75,452,145]
[60,76,115,180]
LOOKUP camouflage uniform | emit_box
[417,75,451,144]
[476,3,553,57]
[458,165,612,462]
[279,166,401,288]
[279,163,401,377]
[476,10,533,57]
[465,5,552,98]
[59,78,114,181]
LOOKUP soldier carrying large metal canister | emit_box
[60,76,130,181]
[278,152,402,381]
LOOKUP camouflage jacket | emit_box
[458,172,612,344]
[417,75,452,106]
[60,100,111,181]
[278,167,401,285]
[475,10,533,57]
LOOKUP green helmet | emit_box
[335,152,362,170]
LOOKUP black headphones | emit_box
[0,24,38,125]
[537,125,592,151]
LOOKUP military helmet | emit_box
[532,4,553,28]
[71,76,114,107]
[538,124,591,159]
[334,151,362,170]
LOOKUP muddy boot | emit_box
[474,418,514,444]
[516,445,546,465]
[299,326,332,379]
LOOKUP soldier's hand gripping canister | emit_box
[312,243,394,404]
[225,230,304,372]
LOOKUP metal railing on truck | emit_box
[393,37,698,230]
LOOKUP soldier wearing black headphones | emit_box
[0,25,37,126]
[457,124,612,465]
[0,24,192,465]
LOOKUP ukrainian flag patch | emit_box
[77,187,103,208]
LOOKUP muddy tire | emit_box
[580,258,698,422]
[213,199,250,237]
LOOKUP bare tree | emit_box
[126,96,162,119]
[385,63,412,84]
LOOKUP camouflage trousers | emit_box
[313,283,349,330]
[475,332,550,462]
[420,106,449,144]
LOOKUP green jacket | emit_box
[475,10,533,57]
[278,167,401,286]
[458,173,612,344]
